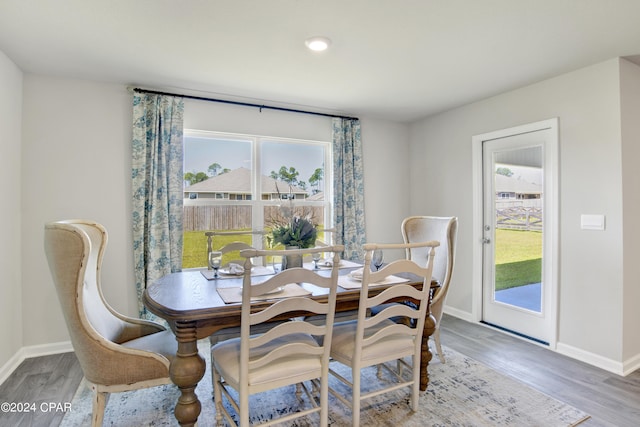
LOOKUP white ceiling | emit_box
[1,0,640,122]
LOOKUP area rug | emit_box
[60,341,590,426]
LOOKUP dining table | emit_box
[143,261,439,427]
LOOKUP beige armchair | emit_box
[401,216,458,363]
[44,220,177,427]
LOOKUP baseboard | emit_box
[0,349,26,386]
[622,352,640,376]
[556,342,625,376]
[442,308,640,377]
[0,341,73,386]
[442,305,475,323]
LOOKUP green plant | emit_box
[270,217,317,248]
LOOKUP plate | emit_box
[219,268,244,276]
[348,270,363,281]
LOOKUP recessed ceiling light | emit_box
[305,36,331,52]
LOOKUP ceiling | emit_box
[1,0,640,122]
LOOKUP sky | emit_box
[497,164,543,185]
[184,136,325,190]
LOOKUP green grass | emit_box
[183,228,542,291]
[494,229,542,291]
[182,229,253,269]
[182,227,331,269]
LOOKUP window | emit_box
[182,130,332,268]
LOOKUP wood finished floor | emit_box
[1,314,639,426]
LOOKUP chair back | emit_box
[44,220,169,385]
[238,245,344,391]
[205,230,266,268]
[401,216,457,313]
[355,241,439,365]
[315,227,336,247]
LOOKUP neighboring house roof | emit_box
[495,174,542,194]
[306,191,325,201]
[184,167,307,195]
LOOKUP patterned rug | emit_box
[60,341,590,426]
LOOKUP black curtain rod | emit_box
[132,87,358,121]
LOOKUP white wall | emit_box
[22,76,135,345]
[620,58,640,364]
[409,58,635,370]
[361,118,411,255]
[0,51,23,371]
[18,77,411,351]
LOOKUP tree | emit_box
[271,166,301,188]
[496,167,514,177]
[208,162,222,176]
[184,171,209,186]
[309,167,323,194]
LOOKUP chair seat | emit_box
[121,330,178,362]
[212,333,322,388]
[330,319,415,365]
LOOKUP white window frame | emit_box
[183,129,333,233]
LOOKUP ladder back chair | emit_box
[328,241,438,427]
[211,245,344,427]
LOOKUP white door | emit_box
[473,119,558,346]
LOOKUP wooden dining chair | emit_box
[209,234,286,355]
[328,241,438,427]
[211,245,344,427]
[205,230,267,269]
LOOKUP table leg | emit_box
[170,321,206,427]
[420,311,436,391]
[420,285,437,391]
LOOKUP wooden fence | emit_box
[183,205,325,232]
[496,206,542,231]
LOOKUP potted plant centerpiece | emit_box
[271,216,317,269]
[267,186,318,270]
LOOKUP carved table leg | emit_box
[171,321,206,427]
[420,285,437,391]
[420,311,436,391]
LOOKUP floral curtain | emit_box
[332,118,366,260]
[131,93,184,319]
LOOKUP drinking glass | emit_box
[209,251,222,278]
[372,249,384,271]
[312,251,322,269]
[271,255,282,274]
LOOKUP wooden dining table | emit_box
[143,264,439,427]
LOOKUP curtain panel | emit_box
[332,118,366,260]
[131,94,184,318]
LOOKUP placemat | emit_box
[216,283,311,304]
[338,274,410,290]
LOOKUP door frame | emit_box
[471,118,559,349]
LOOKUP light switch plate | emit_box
[581,214,605,230]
